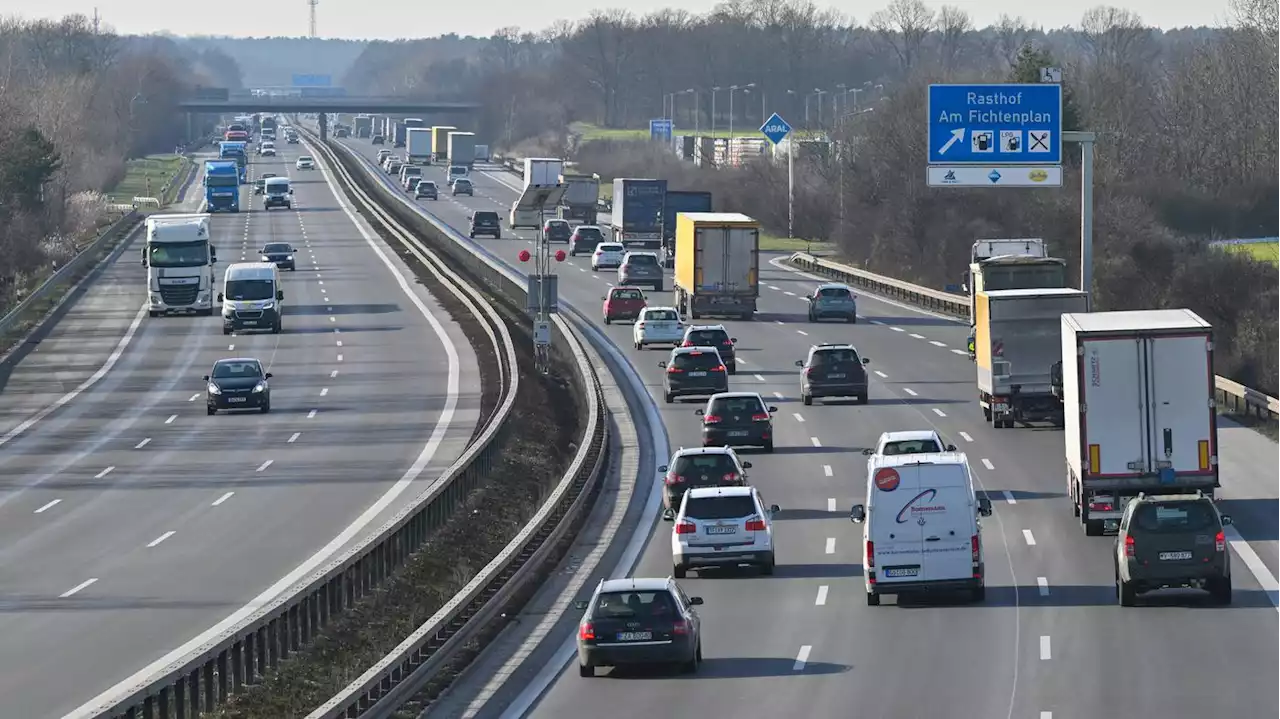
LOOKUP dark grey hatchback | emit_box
[798,343,870,405]
[698,392,776,451]
[259,242,296,271]
[575,577,703,677]
[205,358,272,415]
[659,347,729,403]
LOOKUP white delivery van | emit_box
[850,453,993,605]
[219,262,283,335]
[509,200,542,229]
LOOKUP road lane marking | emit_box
[909,333,925,339]
[336,340,343,347]
[793,413,805,422]
[810,437,822,447]
[929,340,946,347]
[165,414,177,424]
[34,499,61,514]
[337,354,344,362]
[188,394,199,402]
[772,391,784,399]
[60,578,98,598]
[307,409,317,418]
[1039,636,1051,660]
[874,370,888,378]
[796,330,808,336]
[903,388,918,396]
[958,431,973,442]
[256,460,273,472]
[288,432,300,443]
[227,344,235,351]
[981,458,995,470]
[825,537,836,554]
[1041,713,1053,719]
[94,467,114,479]
[146,531,176,548]
[793,645,811,671]
[329,316,336,322]
[815,586,829,606]
[784,291,796,297]
[754,374,765,381]
[891,327,904,332]
[931,408,946,417]
[1003,490,1017,504]
[951,348,968,355]
[1037,577,1049,596]
[1223,526,1280,610]
[823,465,833,477]
[1022,529,1036,546]
[827,497,837,512]
[330,370,339,378]
[212,492,235,506]
[134,438,151,449]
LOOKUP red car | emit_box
[602,287,647,324]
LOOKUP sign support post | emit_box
[759,112,794,239]
[515,183,567,374]
[1065,130,1096,305]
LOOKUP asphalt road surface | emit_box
[337,136,1278,719]
[0,136,481,718]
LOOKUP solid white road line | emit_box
[1037,577,1050,596]
[146,531,175,548]
[823,465,833,477]
[212,492,234,506]
[1022,529,1037,546]
[815,586,829,606]
[34,499,61,514]
[981,458,995,470]
[1039,635,1051,660]
[134,438,151,449]
[825,537,836,554]
[1224,526,1280,610]
[256,460,273,472]
[60,578,98,598]
[793,645,812,671]
[958,431,973,442]
[94,467,114,479]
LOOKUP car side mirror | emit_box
[662,509,675,521]
[601,296,607,301]
[769,504,780,515]
[657,361,667,369]
[573,599,589,611]
[741,461,752,469]
[264,372,273,378]
[850,504,866,523]
[289,188,294,194]
[730,338,738,344]
[217,293,224,302]
[688,596,704,605]
[1221,515,1233,526]
[658,465,669,473]
[795,360,804,367]
[694,409,705,416]
[946,444,957,451]
[862,358,871,364]
[978,497,993,516]
[202,375,210,381]
[767,406,777,413]
[862,448,874,455]
[276,290,284,301]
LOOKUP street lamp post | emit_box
[728,83,755,138]
[814,89,828,128]
[710,86,722,137]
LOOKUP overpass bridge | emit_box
[179,94,479,114]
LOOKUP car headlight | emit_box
[260,301,275,310]
[262,255,271,261]
[207,383,221,395]
[286,255,293,260]
[150,293,161,304]
[252,381,267,393]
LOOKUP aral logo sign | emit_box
[895,489,947,524]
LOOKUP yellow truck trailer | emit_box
[430,126,456,164]
[674,212,760,320]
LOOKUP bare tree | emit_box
[935,6,972,73]
[993,14,1034,69]
[869,0,935,73]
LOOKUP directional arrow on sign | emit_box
[938,128,965,155]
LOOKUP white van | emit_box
[509,201,542,229]
[850,453,993,605]
[219,262,283,335]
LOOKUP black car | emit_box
[575,577,703,677]
[797,343,870,405]
[544,219,572,243]
[260,242,296,271]
[205,358,272,415]
[697,392,776,452]
[681,325,737,374]
[335,128,349,138]
[415,180,439,200]
[469,211,501,239]
[1115,491,1232,606]
[371,134,385,145]
[659,347,729,404]
[660,447,750,511]
[569,226,605,256]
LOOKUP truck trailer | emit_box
[354,115,373,138]
[611,178,667,250]
[406,128,432,164]
[673,212,760,320]
[392,122,407,148]
[974,288,1089,428]
[522,158,564,188]
[431,126,457,164]
[1059,309,1220,536]
[446,131,477,168]
[557,172,600,224]
[662,190,713,266]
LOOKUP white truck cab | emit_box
[218,262,283,335]
[850,454,993,605]
[262,177,292,209]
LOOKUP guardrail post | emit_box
[267,620,279,668]
[174,676,186,719]
[187,668,200,716]
[202,661,215,712]
[158,686,171,719]
[232,641,244,691]
[217,649,229,701]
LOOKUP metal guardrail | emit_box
[78,141,525,719]
[788,251,1280,422]
[313,130,611,717]
[0,210,140,343]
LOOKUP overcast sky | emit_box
[13,0,1231,39]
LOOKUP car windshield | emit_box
[224,279,275,301]
[811,349,859,366]
[263,243,290,253]
[592,591,675,619]
[672,351,721,370]
[626,254,658,266]
[548,221,568,229]
[708,396,765,415]
[576,228,603,240]
[265,181,289,194]
[688,329,729,345]
[212,361,262,379]
[671,453,738,479]
[818,287,852,298]
[684,495,757,520]
[610,289,644,301]
[643,309,678,321]
[882,440,942,455]
[1132,502,1218,533]
[147,241,208,268]
[207,174,238,187]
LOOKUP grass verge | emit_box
[1215,240,1279,265]
[107,154,187,203]
[207,141,584,719]
[760,234,834,253]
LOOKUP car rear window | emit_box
[299,157,313,162]
[818,287,852,298]
[812,349,859,366]
[576,228,603,240]
[708,396,765,415]
[402,167,421,176]
[593,591,675,618]
[882,440,941,455]
[598,243,623,252]
[688,329,729,345]
[644,309,678,321]
[421,182,436,189]
[455,179,471,187]
[611,289,644,301]
[672,453,737,477]
[1132,502,1218,533]
[474,212,499,223]
[684,495,757,520]
[672,351,721,370]
[626,254,658,266]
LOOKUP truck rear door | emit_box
[1080,337,1148,477]
[725,227,758,297]
[1145,334,1216,480]
[694,226,729,292]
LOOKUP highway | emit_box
[0,136,481,718]
[336,136,1278,719]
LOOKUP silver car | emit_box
[619,252,664,291]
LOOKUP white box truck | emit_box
[446,131,476,168]
[405,128,432,164]
[142,213,217,317]
[1060,309,1220,536]
[522,158,564,188]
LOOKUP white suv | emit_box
[295,156,315,170]
[668,486,779,578]
[862,430,955,459]
[591,242,626,270]
[632,306,684,350]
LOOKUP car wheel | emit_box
[807,312,815,322]
[673,564,686,578]
[272,322,282,334]
[1210,576,1233,605]
[149,311,159,318]
[604,317,611,325]
[495,233,501,239]
[222,326,231,335]
[1118,579,1137,606]
[763,440,774,453]
[681,655,698,674]
[664,391,674,404]
[760,559,775,576]
[578,663,593,678]
[207,406,216,416]
[469,232,475,238]
[727,364,736,375]
[849,314,857,323]
[866,591,880,606]
[802,394,813,406]
[260,401,271,414]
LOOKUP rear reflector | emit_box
[1198,440,1210,470]
[1088,444,1100,474]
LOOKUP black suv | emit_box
[259,242,296,271]
[660,447,751,512]
[204,358,272,415]
[469,211,501,239]
[1115,491,1232,606]
[797,343,870,405]
[682,325,737,374]
[697,392,777,452]
[659,347,728,403]
[575,577,703,677]
[544,219,572,243]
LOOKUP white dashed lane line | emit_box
[909,333,925,339]
[958,431,973,442]
[796,330,808,336]
[903,388,918,396]
[810,437,822,447]
[187,394,199,402]
[212,492,235,506]
[1002,491,1018,505]
[754,374,765,382]
[59,578,98,598]
[792,413,805,423]
[146,531,176,548]
[134,438,151,449]
[823,465,833,477]
[825,537,836,554]
[1022,529,1037,546]
[34,499,61,514]
[874,370,888,378]
[815,586,829,606]
[981,458,995,470]
[931,408,947,417]
[256,460,274,472]
[288,432,300,443]
[165,414,177,424]
[827,497,837,512]
[93,467,114,479]
[793,645,812,671]
[1037,577,1050,596]
[929,340,946,347]
[891,327,904,332]
[320,388,329,396]
[1039,636,1051,660]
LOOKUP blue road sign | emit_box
[760,113,792,145]
[650,118,673,142]
[928,84,1061,165]
[292,74,332,87]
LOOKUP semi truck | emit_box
[406,128,432,164]
[261,116,277,133]
[354,115,372,138]
[203,160,241,212]
[673,212,760,320]
[392,122,407,148]
[475,144,491,161]
[431,126,457,164]
[974,288,1089,428]
[446,131,477,168]
[662,190,713,266]
[142,213,217,317]
[611,178,666,250]
[404,118,425,129]
[557,172,600,224]
[965,255,1071,321]
[522,158,564,188]
[218,142,248,184]
[1058,309,1220,536]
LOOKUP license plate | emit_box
[705,526,737,535]
[1159,551,1193,561]
[242,320,257,325]
[687,371,707,377]
[883,567,920,578]
[616,631,652,641]
[227,397,247,403]
[828,373,846,379]
[728,430,748,437]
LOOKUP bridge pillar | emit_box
[318,112,327,142]
[186,113,194,144]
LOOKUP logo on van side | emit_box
[874,468,900,492]
[896,489,946,525]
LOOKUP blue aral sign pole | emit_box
[760,112,795,239]
[926,83,1063,187]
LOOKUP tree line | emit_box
[0,15,243,315]
[342,0,1278,395]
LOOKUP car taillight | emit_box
[682,340,694,347]
[579,622,595,641]
[710,365,726,372]
[971,535,980,562]
[1089,500,1113,512]
[722,340,733,347]
[665,474,685,485]
[865,540,875,568]
[666,366,683,374]
[676,521,696,534]
[801,367,811,375]
[702,414,722,424]
[745,517,767,531]
[751,413,770,422]
[636,322,645,329]
[721,472,739,483]
[1215,530,1226,552]
[1124,535,1135,557]
[672,619,690,635]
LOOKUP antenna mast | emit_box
[308,0,318,38]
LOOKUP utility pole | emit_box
[308,0,318,38]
